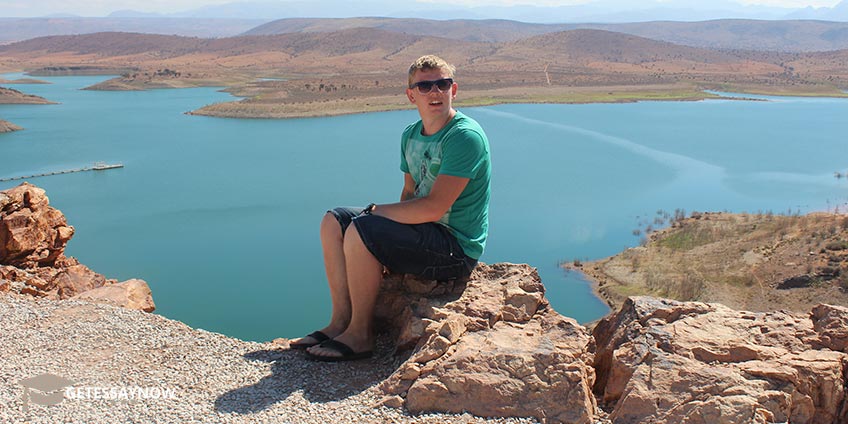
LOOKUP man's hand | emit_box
[378,173,469,224]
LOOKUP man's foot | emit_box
[306,339,373,362]
[306,332,372,361]
[289,331,330,350]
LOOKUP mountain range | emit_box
[244,18,848,52]
[105,0,848,23]
[4,17,848,53]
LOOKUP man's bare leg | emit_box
[291,213,351,346]
[307,223,382,357]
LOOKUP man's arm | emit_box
[400,173,415,202]
[377,173,469,224]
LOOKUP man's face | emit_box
[406,68,457,120]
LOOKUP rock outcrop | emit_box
[593,296,848,423]
[0,183,154,311]
[72,278,155,312]
[373,263,598,424]
[307,267,848,424]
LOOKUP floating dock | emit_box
[0,162,124,183]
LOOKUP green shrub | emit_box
[658,227,715,251]
[825,240,848,251]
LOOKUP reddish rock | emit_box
[593,296,848,424]
[375,263,597,424]
[0,264,50,295]
[0,183,73,268]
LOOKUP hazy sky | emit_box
[0,0,841,17]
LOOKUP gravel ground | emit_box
[0,293,540,423]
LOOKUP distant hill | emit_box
[460,28,767,80]
[503,29,740,64]
[242,17,573,43]
[0,27,752,68]
[788,0,848,21]
[0,18,268,44]
[0,27,802,82]
[243,17,848,53]
[0,29,429,57]
[589,19,848,52]
[0,28,494,75]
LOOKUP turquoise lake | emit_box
[1,74,846,342]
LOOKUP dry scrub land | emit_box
[1,27,847,118]
[572,212,848,314]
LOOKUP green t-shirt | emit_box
[400,111,491,259]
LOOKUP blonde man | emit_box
[293,55,491,361]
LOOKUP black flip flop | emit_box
[289,331,330,350]
[306,339,373,362]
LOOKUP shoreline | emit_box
[565,260,625,312]
[190,84,847,120]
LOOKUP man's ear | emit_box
[451,82,457,100]
[406,88,416,104]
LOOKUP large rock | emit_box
[0,183,154,312]
[593,296,848,423]
[375,263,597,424]
[0,183,73,268]
[72,278,155,312]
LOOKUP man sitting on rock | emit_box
[290,55,492,361]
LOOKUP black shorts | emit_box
[328,207,477,281]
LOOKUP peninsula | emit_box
[569,211,848,314]
[0,119,22,132]
[0,86,54,104]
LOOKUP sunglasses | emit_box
[409,78,454,94]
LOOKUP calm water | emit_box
[2,74,846,341]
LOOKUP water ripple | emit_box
[475,107,726,179]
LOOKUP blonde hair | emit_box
[408,55,456,87]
